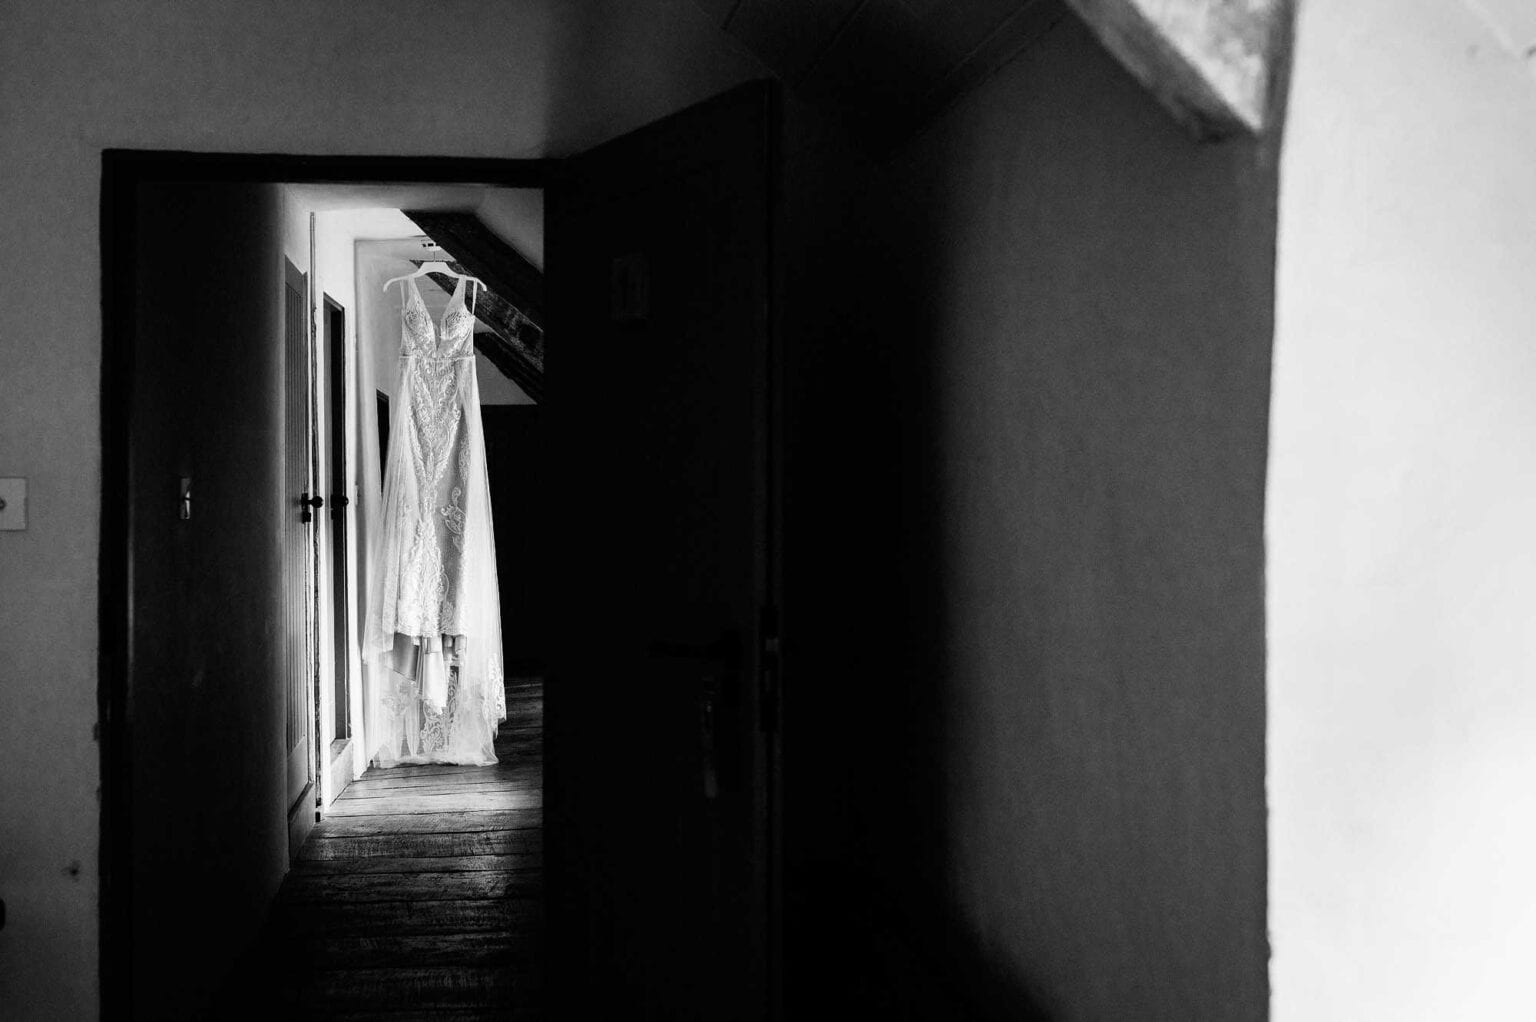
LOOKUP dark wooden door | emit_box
[284,258,315,856]
[545,81,780,1020]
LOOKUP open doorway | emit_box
[101,157,554,1019]
[256,186,548,1015]
[281,187,545,805]
[101,77,779,1022]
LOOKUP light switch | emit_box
[0,477,26,531]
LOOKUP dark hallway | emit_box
[229,677,544,1019]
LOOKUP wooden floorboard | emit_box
[313,808,542,836]
[280,870,541,903]
[333,779,542,800]
[298,830,540,860]
[323,791,541,818]
[230,678,545,1018]
[274,897,541,938]
[291,853,540,876]
[294,931,537,969]
[297,964,535,1009]
[342,774,539,795]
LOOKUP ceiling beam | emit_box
[419,268,544,403]
[1062,0,1292,138]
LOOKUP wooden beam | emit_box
[1062,0,1292,138]
[421,270,544,402]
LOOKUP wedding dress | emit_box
[364,274,506,766]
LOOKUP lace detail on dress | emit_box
[420,670,459,753]
[381,675,413,720]
[441,487,466,552]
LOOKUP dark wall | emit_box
[128,182,289,1019]
[779,89,977,1015]
[481,404,544,671]
[784,17,1277,1020]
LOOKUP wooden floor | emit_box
[238,678,544,1020]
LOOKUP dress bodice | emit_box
[401,274,475,359]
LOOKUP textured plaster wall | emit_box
[0,1,757,1016]
[837,15,1278,1018]
[1270,0,1536,1017]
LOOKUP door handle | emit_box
[299,492,324,524]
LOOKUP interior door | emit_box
[283,258,316,855]
[545,81,780,1020]
[123,180,301,1018]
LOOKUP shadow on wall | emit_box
[778,88,1053,1022]
[789,864,1052,1020]
[786,13,1275,1021]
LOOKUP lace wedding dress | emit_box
[364,274,506,766]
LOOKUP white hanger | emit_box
[382,260,486,295]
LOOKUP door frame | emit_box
[98,152,554,1017]
[283,253,317,857]
[321,292,351,748]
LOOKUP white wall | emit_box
[1270,1,1536,1017]
[0,1,758,1015]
